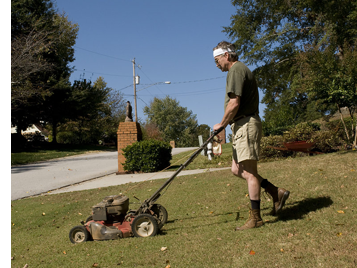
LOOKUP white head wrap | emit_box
[213,48,232,58]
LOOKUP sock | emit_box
[261,179,275,189]
[250,199,261,210]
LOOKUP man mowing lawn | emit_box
[213,41,290,230]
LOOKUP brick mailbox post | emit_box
[116,122,142,174]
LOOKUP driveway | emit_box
[11,148,198,200]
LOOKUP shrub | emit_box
[122,140,172,173]
[311,130,344,153]
[283,122,320,143]
[260,135,293,160]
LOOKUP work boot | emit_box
[235,209,264,231]
[265,185,290,215]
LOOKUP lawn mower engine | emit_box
[69,194,167,244]
[88,195,131,240]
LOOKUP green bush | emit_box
[325,117,354,143]
[122,140,172,173]
[260,135,293,160]
[283,122,320,143]
[311,130,344,153]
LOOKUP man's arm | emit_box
[213,93,240,131]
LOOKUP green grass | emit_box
[11,150,357,267]
[169,143,232,170]
[11,145,116,166]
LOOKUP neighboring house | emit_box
[11,123,49,141]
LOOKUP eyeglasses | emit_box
[214,54,225,65]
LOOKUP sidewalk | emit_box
[49,167,230,195]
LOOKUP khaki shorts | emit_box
[230,115,262,163]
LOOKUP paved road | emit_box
[11,148,199,200]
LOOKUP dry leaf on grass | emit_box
[249,250,255,255]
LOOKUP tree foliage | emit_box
[11,0,79,133]
[55,77,126,144]
[143,96,199,147]
[225,0,357,137]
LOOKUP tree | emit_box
[224,0,357,127]
[196,124,211,142]
[11,0,78,134]
[54,77,126,144]
[143,96,198,147]
[294,42,357,145]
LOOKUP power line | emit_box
[73,46,131,62]
[73,68,131,77]
[139,87,224,97]
[170,76,225,84]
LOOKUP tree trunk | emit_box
[52,122,58,144]
[337,104,350,141]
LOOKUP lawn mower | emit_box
[69,127,224,243]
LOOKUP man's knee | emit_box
[231,160,243,178]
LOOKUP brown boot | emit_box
[265,185,290,215]
[235,209,264,231]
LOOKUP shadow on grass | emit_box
[270,196,333,223]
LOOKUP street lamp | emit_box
[137,81,171,92]
[132,58,170,122]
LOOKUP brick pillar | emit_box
[117,122,142,174]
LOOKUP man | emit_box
[213,41,290,231]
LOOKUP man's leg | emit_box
[231,159,264,231]
[259,175,290,215]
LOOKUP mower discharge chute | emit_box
[69,127,223,243]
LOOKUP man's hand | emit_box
[213,123,224,132]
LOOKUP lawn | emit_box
[11,145,116,166]
[11,150,357,267]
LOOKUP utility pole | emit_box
[132,58,138,122]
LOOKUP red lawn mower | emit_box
[69,127,223,243]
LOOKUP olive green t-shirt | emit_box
[224,61,259,122]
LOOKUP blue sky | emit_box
[53,0,267,137]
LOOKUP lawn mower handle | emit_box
[136,126,224,214]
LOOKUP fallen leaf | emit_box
[23,264,28,268]
[337,210,345,214]
[351,169,355,172]
[63,251,66,255]
[249,250,255,255]
[78,213,82,215]
[209,211,214,214]
[337,233,342,236]
[92,263,99,267]
[68,169,72,171]
[217,237,222,240]
[161,247,167,252]
[165,260,171,268]
[280,248,284,253]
